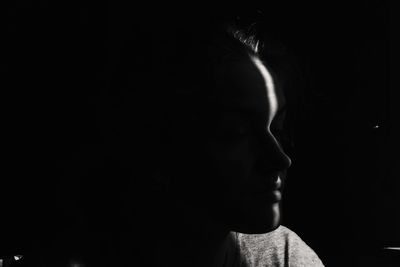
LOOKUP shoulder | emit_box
[234,225,325,267]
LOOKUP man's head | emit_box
[154,22,293,234]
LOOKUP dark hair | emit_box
[154,23,262,135]
[157,21,263,122]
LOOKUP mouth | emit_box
[254,175,282,192]
[241,175,283,202]
[259,189,282,202]
[268,175,282,190]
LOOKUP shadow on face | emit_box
[164,54,292,234]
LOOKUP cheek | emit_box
[204,139,256,184]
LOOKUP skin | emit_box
[160,54,292,267]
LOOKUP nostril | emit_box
[256,150,291,174]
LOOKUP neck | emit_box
[157,196,235,267]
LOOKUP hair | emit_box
[157,21,263,122]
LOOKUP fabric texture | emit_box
[231,225,325,267]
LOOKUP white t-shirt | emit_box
[226,225,325,267]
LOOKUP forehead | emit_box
[215,55,283,118]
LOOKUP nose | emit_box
[256,130,292,172]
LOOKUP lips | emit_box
[257,175,282,192]
[242,187,282,203]
[241,174,283,196]
[266,175,282,190]
[264,189,282,202]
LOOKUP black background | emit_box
[3,1,398,266]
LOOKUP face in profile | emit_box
[168,54,292,234]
